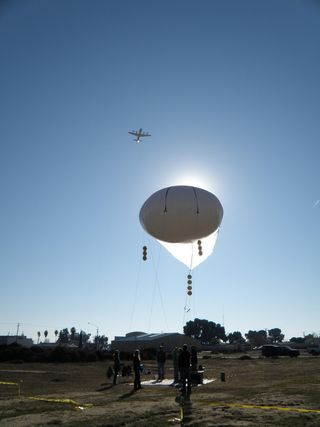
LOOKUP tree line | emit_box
[183,318,293,346]
[36,327,108,350]
[36,321,313,349]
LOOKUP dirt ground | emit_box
[1,351,320,426]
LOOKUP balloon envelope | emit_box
[139,185,223,244]
[139,185,223,269]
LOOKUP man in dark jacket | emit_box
[156,345,166,381]
[178,344,191,393]
[133,349,142,391]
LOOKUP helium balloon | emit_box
[139,185,223,269]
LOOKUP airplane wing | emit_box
[128,129,151,139]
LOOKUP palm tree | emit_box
[44,330,48,342]
[37,331,41,344]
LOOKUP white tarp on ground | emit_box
[140,379,215,387]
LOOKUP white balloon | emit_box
[139,185,223,244]
[139,185,223,269]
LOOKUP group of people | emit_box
[174,344,197,393]
[112,344,197,393]
[112,349,143,390]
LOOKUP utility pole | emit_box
[88,322,100,350]
[15,323,20,342]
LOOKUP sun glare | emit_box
[170,173,212,191]
[155,164,223,196]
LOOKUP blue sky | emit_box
[1,0,319,343]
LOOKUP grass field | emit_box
[1,351,320,426]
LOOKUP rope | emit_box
[163,187,172,213]
[129,235,144,331]
[147,238,169,333]
[192,187,200,214]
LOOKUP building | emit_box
[111,331,201,352]
[0,335,34,348]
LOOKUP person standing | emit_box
[178,344,191,394]
[172,347,180,383]
[190,346,198,372]
[157,345,166,381]
[133,349,142,391]
[113,350,121,385]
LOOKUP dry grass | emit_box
[1,352,320,426]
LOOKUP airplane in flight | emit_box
[128,128,151,143]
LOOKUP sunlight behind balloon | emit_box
[170,173,212,191]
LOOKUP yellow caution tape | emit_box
[0,381,92,409]
[208,402,320,414]
[28,396,93,409]
[0,381,19,386]
[0,380,21,397]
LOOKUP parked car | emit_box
[308,347,320,356]
[261,345,300,358]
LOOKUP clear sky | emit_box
[1,0,319,344]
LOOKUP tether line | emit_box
[147,240,169,332]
